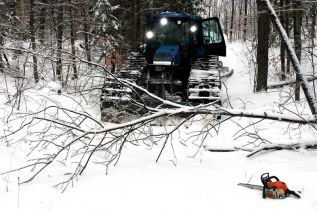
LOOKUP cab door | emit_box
[200,17,226,57]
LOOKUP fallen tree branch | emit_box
[205,147,253,152]
[267,76,317,89]
[247,143,317,157]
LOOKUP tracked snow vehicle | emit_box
[101,12,228,119]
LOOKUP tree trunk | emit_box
[136,0,141,49]
[0,34,3,73]
[229,0,235,41]
[224,7,228,35]
[294,0,302,101]
[238,1,243,40]
[132,0,137,50]
[280,0,286,80]
[83,8,91,67]
[255,0,270,92]
[30,0,39,83]
[20,0,26,25]
[56,1,64,85]
[38,0,47,43]
[69,0,78,79]
[311,4,316,40]
[243,0,248,41]
[285,0,291,74]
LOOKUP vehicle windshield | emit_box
[151,20,190,45]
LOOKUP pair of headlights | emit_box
[146,18,197,39]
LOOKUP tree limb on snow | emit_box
[247,143,317,157]
[267,76,317,89]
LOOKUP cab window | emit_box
[202,20,223,44]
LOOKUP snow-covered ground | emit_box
[1,41,317,211]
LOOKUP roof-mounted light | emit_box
[146,31,154,39]
[190,25,197,33]
[160,18,168,26]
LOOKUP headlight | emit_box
[160,18,168,26]
[190,25,197,32]
[146,31,154,39]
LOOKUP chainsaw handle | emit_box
[267,176,279,182]
[261,173,279,186]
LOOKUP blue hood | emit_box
[153,45,180,65]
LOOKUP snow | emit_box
[1,41,317,211]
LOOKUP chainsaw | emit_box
[238,173,301,199]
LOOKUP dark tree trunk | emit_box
[243,0,248,41]
[0,34,3,73]
[294,0,302,101]
[83,8,91,66]
[56,1,64,84]
[69,0,78,79]
[229,0,235,41]
[9,1,16,16]
[255,0,270,92]
[38,0,47,43]
[136,0,141,48]
[312,4,316,40]
[132,0,137,50]
[238,1,243,39]
[30,0,39,83]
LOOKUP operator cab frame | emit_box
[144,12,226,65]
